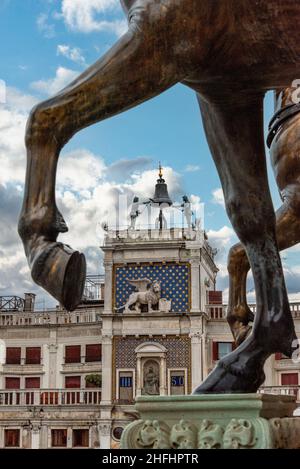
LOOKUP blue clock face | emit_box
[114,263,190,313]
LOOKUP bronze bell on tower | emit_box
[151,164,173,207]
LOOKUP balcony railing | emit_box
[259,386,300,402]
[0,388,101,406]
[0,309,102,327]
[206,303,300,320]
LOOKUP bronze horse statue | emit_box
[18,0,300,393]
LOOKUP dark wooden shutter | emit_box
[65,345,81,363]
[85,344,101,362]
[65,376,81,388]
[6,347,21,365]
[51,429,67,447]
[281,373,299,386]
[73,429,89,447]
[208,291,223,305]
[26,347,41,364]
[5,377,20,389]
[25,377,40,389]
[212,342,219,361]
[5,429,20,447]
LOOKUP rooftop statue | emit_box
[18,0,300,393]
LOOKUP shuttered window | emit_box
[5,429,20,447]
[25,347,41,365]
[65,345,81,363]
[65,376,81,388]
[72,429,89,447]
[25,377,40,389]
[51,429,67,447]
[6,347,21,365]
[85,344,101,362]
[5,377,20,389]
[281,373,299,386]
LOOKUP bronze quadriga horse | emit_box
[18,0,300,393]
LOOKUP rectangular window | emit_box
[4,429,20,447]
[6,347,21,365]
[85,344,102,362]
[65,345,81,363]
[170,371,185,395]
[51,429,67,448]
[281,373,299,386]
[5,377,20,389]
[212,342,233,361]
[25,377,40,389]
[72,429,89,448]
[119,372,133,402]
[65,376,81,388]
[25,347,41,365]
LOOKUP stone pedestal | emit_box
[120,394,300,449]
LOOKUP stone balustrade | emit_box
[0,388,101,406]
[0,309,102,326]
[206,303,300,320]
[259,386,300,402]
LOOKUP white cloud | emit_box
[212,187,225,207]
[57,44,86,66]
[57,149,106,191]
[184,164,200,173]
[0,88,37,187]
[61,0,127,36]
[37,13,56,38]
[31,67,80,96]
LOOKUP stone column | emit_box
[190,332,203,390]
[99,422,111,449]
[160,356,167,396]
[136,357,142,397]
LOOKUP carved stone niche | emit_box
[135,343,167,397]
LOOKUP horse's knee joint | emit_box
[26,101,58,146]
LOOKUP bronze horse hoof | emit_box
[31,242,86,311]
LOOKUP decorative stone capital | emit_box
[47,344,58,353]
[99,423,111,437]
[121,394,300,449]
[189,331,202,341]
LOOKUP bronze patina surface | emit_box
[18,0,300,393]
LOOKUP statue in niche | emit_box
[18,0,300,394]
[142,362,160,396]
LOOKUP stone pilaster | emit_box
[99,422,111,449]
[190,259,200,312]
[189,332,203,391]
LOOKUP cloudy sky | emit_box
[0,0,299,308]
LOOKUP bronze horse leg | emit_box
[227,87,300,346]
[18,26,182,310]
[193,91,297,393]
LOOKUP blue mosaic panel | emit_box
[114,263,189,313]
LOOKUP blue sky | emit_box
[0,0,299,307]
